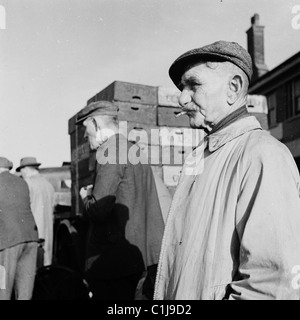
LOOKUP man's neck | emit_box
[209,105,249,135]
[25,170,40,178]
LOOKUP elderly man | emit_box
[76,101,164,300]
[17,157,55,267]
[0,157,38,299]
[154,41,300,300]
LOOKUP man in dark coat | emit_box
[0,157,39,300]
[77,101,165,300]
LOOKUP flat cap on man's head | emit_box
[169,40,253,89]
[0,157,13,170]
[75,101,119,125]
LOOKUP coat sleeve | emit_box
[228,141,300,300]
[83,162,124,223]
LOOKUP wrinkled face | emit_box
[178,62,229,129]
[83,117,99,150]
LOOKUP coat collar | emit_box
[207,115,262,152]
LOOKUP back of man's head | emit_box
[21,166,39,179]
[0,157,13,173]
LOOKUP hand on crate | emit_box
[79,184,93,199]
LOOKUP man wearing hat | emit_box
[76,101,164,300]
[17,157,55,268]
[154,41,300,300]
[0,157,39,299]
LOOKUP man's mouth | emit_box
[177,105,199,117]
[181,106,197,113]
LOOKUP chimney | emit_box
[246,13,268,82]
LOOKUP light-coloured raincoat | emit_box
[26,174,55,266]
[154,116,300,300]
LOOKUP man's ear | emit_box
[227,75,243,105]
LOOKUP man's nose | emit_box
[178,89,192,108]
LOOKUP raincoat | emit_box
[154,115,300,300]
[25,174,55,267]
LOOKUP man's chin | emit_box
[189,118,206,130]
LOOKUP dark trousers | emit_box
[88,273,142,300]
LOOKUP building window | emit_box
[267,92,277,127]
[286,82,293,119]
[295,78,300,115]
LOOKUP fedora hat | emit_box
[16,157,41,172]
[0,157,13,170]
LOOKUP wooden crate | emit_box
[161,145,192,166]
[136,144,193,166]
[115,101,157,126]
[119,121,160,145]
[157,86,180,107]
[159,127,204,147]
[163,165,182,187]
[87,81,158,106]
[157,106,190,127]
[167,186,177,198]
[151,165,163,181]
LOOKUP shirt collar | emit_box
[207,115,262,152]
[209,105,250,135]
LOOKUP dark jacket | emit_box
[0,171,38,251]
[83,134,165,279]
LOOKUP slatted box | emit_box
[87,81,158,106]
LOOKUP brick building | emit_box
[247,14,300,169]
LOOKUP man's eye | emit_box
[180,80,200,91]
[191,82,200,87]
[190,82,200,89]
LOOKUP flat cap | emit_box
[0,157,13,170]
[76,101,119,125]
[169,40,253,89]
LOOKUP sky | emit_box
[0,0,299,169]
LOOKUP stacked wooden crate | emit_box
[68,81,159,216]
[68,81,204,215]
[246,94,269,130]
[156,86,203,196]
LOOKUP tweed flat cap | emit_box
[0,157,13,170]
[76,101,119,125]
[169,40,253,89]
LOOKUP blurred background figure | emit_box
[0,157,39,300]
[77,101,165,300]
[17,157,55,268]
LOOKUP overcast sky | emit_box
[0,0,299,169]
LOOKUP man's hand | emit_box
[80,184,93,200]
